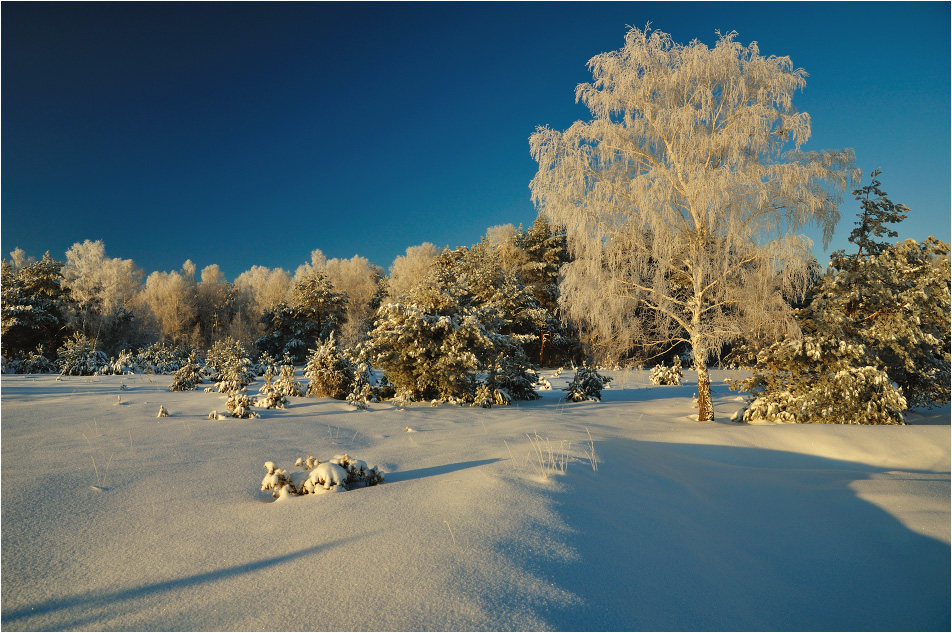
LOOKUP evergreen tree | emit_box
[305,334,355,400]
[1,252,73,361]
[803,237,950,409]
[735,171,950,421]
[731,336,907,424]
[169,351,205,391]
[255,270,347,363]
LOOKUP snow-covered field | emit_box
[1,369,949,631]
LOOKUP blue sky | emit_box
[2,1,949,279]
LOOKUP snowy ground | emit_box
[1,369,949,631]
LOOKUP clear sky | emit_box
[2,1,949,280]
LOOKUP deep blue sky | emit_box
[3,1,949,279]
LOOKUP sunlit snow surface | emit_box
[1,369,948,631]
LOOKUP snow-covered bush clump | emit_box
[650,357,682,385]
[225,389,259,419]
[57,333,110,376]
[107,349,141,375]
[168,351,204,391]
[564,366,613,402]
[134,342,192,374]
[2,346,56,374]
[730,336,907,425]
[305,334,354,400]
[260,454,384,499]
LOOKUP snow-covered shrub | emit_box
[157,405,169,418]
[57,333,110,376]
[730,335,907,425]
[3,345,56,374]
[305,334,354,400]
[168,351,204,391]
[536,376,552,390]
[260,454,384,498]
[650,357,682,385]
[225,389,259,419]
[564,366,613,402]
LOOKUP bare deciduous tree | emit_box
[529,27,858,420]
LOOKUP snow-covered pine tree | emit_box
[57,332,110,376]
[305,333,355,400]
[225,388,259,418]
[1,252,72,362]
[212,338,256,393]
[564,365,613,402]
[255,270,347,363]
[731,336,906,424]
[798,171,951,410]
[367,291,486,404]
[168,351,204,391]
[272,356,305,398]
[255,368,289,409]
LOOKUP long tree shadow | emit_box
[1,535,365,631]
[386,458,503,483]
[523,439,950,631]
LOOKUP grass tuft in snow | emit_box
[525,433,570,479]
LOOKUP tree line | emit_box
[3,25,949,421]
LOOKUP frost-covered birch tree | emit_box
[529,26,858,420]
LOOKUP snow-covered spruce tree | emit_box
[57,332,110,376]
[305,333,355,400]
[529,27,857,420]
[731,336,906,424]
[564,365,613,402]
[169,351,205,391]
[650,357,683,386]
